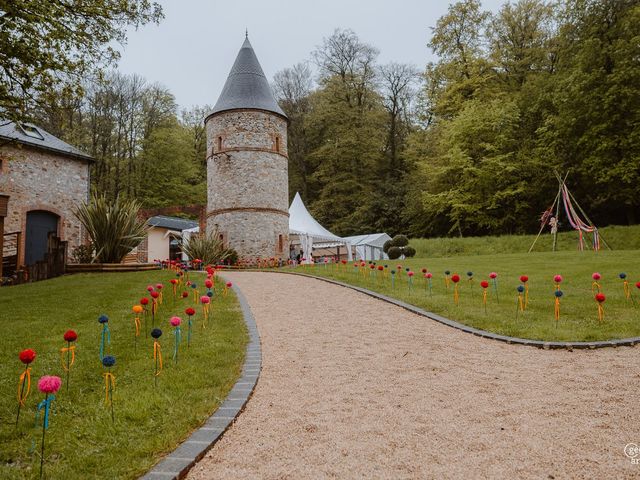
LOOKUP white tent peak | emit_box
[288,192,342,242]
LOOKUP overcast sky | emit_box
[116,0,505,110]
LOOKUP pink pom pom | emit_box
[200,296,210,304]
[146,285,154,292]
[408,271,414,277]
[226,282,233,288]
[38,375,61,394]
[170,316,181,327]
[156,283,164,290]
[592,272,601,281]
[489,272,498,279]
[426,272,433,279]
[554,275,563,283]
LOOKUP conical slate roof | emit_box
[210,36,286,118]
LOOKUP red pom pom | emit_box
[636,282,640,289]
[519,275,529,283]
[182,291,189,298]
[170,279,177,285]
[63,330,78,342]
[150,291,159,299]
[489,272,498,279]
[226,282,233,288]
[595,293,606,303]
[205,279,213,288]
[140,297,149,305]
[369,264,375,269]
[19,349,36,364]
[451,274,460,283]
[185,307,195,316]
[146,285,154,292]
[480,280,489,289]
[421,268,427,273]
[377,265,384,271]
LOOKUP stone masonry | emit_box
[0,143,90,264]
[205,110,289,260]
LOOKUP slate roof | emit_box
[0,120,94,162]
[147,215,198,231]
[210,36,286,119]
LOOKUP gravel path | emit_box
[188,272,639,479]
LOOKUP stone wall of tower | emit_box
[205,109,289,260]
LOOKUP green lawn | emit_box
[301,250,640,342]
[0,270,247,479]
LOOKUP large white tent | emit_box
[288,192,352,263]
[345,233,391,261]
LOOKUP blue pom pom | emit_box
[206,291,213,297]
[191,283,197,289]
[555,290,563,298]
[405,267,410,272]
[619,273,627,279]
[151,328,163,339]
[102,355,116,367]
[391,270,396,275]
[384,265,388,268]
[98,314,109,323]
[467,271,473,277]
[517,285,525,293]
[445,270,451,275]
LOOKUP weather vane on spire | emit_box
[245,28,248,39]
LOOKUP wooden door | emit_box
[25,210,59,265]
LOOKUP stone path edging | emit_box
[141,281,261,480]
[279,271,640,350]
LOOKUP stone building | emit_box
[205,36,289,261]
[0,121,92,277]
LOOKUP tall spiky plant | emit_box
[181,230,232,266]
[74,194,149,263]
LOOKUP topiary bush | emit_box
[387,246,402,260]
[403,246,416,258]
[383,239,393,254]
[391,234,409,247]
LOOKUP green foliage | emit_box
[0,270,246,479]
[383,239,393,254]
[74,193,148,263]
[391,234,409,247]
[70,244,94,264]
[181,231,231,266]
[403,246,417,258]
[0,1,163,122]
[387,246,402,260]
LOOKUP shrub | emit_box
[403,246,416,258]
[383,239,393,254]
[226,249,239,265]
[387,246,402,260]
[182,231,232,265]
[71,244,94,263]
[74,194,148,263]
[391,234,409,247]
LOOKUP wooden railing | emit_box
[1,231,66,285]
[2,231,22,279]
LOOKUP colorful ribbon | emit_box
[492,278,499,303]
[597,303,604,322]
[17,367,31,406]
[482,289,487,314]
[103,372,116,404]
[133,316,141,336]
[60,346,76,371]
[100,324,111,360]
[36,394,55,429]
[188,318,193,346]
[554,297,560,321]
[445,275,450,290]
[524,283,529,309]
[153,341,163,376]
[591,281,601,296]
[518,294,524,312]
[173,327,181,362]
[623,280,631,300]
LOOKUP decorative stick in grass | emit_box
[444,270,451,290]
[425,272,433,297]
[489,272,499,303]
[467,271,474,299]
[554,274,563,292]
[185,306,197,335]
[170,279,178,300]
[156,283,164,305]
[421,268,427,289]
[591,272,602,296]
[619,273,632,303]
[480,280,489,314]
[36,375,61,480]
[181,291,189,300]
[201,295,211,327]
[205,278,213,296]
[595,293,606,321]
[391,269,396,289]
[98,315,110,361]
[516,285,525,319]
[170,317,182,364]
[554,290,563,327]
[61,330,77,392]
[451,274,460,305]
[407,270,414,293]
[224,281,232,296]
[369,263,375,280]
[519,275,529,309]
[151,328,163,387]
[191,283,199,303]
[377,265,384,283]
[16,349,36,427]
[132,305,143,351]
[101,355,116,423]
[150,291,160,327]
[140,298,150,337]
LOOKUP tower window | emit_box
[217,136,223,152]
[278,234,284,253]
[275,136,280,152]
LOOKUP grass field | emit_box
[0,270,247,479]
[300,250,640,342]
[411,224,640,257]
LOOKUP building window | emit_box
[278,234,284,253]
[275,136,280,152]
[18,123,45,140]
[217,136,223,151]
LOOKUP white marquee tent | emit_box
[288,192,352,263]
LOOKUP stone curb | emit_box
[140,280,261,480]
[274,270,640,350]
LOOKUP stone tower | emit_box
[205,36,289,261]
